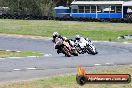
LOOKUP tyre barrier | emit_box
[76,75,87,85]
[0,14,132,23]
[0,14,54,20]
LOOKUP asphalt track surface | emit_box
[0,36,132,83]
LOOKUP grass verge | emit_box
[0,66,132,88]
[0,50,44,58]
[0,19,132,42]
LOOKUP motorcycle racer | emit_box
[52,32,64,54]
[74,35,88,54]
[63,37,72,51]
[74,35,92,46]
[63,37,79,56]
[74,35,98,55]
[52,32,63,43]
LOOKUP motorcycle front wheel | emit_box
[72,49,78,56]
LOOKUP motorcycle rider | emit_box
[74,35,92,45]
[52,32,63,43]
[74,35,89,54]
[74,35,98,55]
[52,32,63,54]
[63,37,72,51]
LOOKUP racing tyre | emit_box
[61,47,71,57]
[72,50,78,56]
[76,75,87,85]
[86,46,96,55]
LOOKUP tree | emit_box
[0,0,55,16]
[0,0,131,16]
[52,0,73,6]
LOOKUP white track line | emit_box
[13,69,22,71]
[45,54,49,56]
[45,54,52,57]
[27,56,37,58]
[48,54,52,56]
[8,57,22,59]
[6,50,11,52]
[16,51,21,52]
[123,42,131,44]
[26,68,37,70]
[0,58,6,59]
[105,63,113,65]
[94,64,101,66]
[123,42,128,44]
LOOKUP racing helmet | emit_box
[52,32,59,38]
[63,37,68,41]
[75,35,81,40]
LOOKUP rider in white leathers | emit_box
[74,35,88,54]
[75,35,88,48]
[75,35,98,54]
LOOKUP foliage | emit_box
[0,0,130,16]
[0,0,55,16]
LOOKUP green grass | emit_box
[0,19,132,42]
[0,50,44,58]
[0,66,132,88]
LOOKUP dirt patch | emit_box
[0,33,52,39]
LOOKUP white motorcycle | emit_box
[85,39,98,55]
[75,38,98,55]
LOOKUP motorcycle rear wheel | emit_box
[61,47,71,57]
[86,46,96,55]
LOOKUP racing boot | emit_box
[57,50,61,54]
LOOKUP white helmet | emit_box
[63,37,68,41]
[53,32,59,38]
[75,35,81,40]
